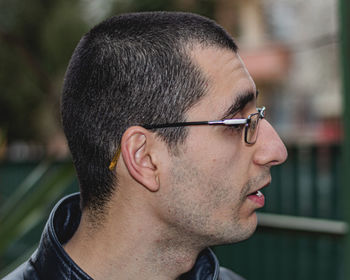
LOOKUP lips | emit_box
[247,181,270,207]
[247,190,265,207]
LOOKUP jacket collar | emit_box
[31,193,221,280]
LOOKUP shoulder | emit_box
[2,260,39,280]
[219,267,246,280]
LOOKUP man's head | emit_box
[61,11,287,245]
[61,11,237,211]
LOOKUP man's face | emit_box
[158,46,287,246]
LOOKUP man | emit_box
[4,11,287,280]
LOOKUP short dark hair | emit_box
[61,11,238,213]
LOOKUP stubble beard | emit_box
[163,157,270,248]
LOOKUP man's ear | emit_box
[120,126,160,192]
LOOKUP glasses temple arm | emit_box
[143,121,210,129]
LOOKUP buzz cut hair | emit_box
[61,11,238,214]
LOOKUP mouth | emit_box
[247,182,270,208]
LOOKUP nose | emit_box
[253,119,288,167]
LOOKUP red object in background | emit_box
[318,119,343,144]
[240,44,290,83]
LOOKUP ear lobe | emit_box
[121,126,160,192]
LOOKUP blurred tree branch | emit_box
[0,0,88,144]
[0,27,51,94]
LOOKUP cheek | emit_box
[167,135,251,210]
[204,151,254,211]
[196,158,246,211]
[208,151,247,188]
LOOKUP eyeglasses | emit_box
[109,107,265,170]
[143,107,265,144]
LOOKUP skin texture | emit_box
[154,46,287,247]
[64,46,287,280]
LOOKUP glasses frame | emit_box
[109,107,265,170]
[143,106,266,145]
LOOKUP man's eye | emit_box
[226,124,244,132]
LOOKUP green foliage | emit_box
[120,0,177,12]
[0,0,89,142]
[0,160,76,276]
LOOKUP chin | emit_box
[229,212,259,243]
[241,211,259,237]
[209,215,258,246]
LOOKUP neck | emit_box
[63,197,203,280]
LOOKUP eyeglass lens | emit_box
[246,113,260,144]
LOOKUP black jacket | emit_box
[3,193,245,280]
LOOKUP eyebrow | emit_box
[220,90,258,120]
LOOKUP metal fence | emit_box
[0,144,347,279]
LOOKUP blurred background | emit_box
[0,0,349,279]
